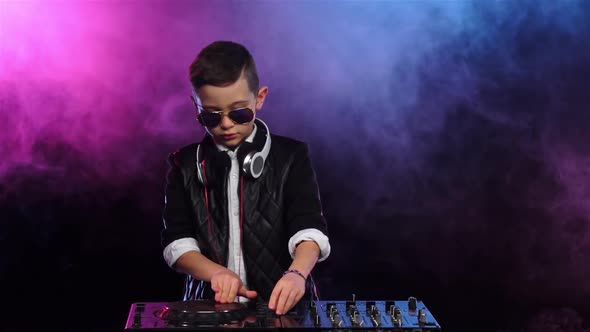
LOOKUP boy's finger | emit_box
[268,285,282,310]
[219,279,231,303]
[227,279,239,302]
[238,285,258,299]
[283,289,299,315]
[275,288,290,315]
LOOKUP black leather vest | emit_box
[161,125,328,303]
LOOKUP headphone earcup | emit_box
[237,142,258,177]
[237,120,272,179]
[247,152,266,178]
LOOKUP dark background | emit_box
[1,1,590,331]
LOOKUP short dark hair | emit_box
[189,41,259,94]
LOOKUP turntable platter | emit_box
[154,300,249,326]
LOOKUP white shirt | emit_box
[163,124,331,299]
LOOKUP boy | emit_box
[161,40,331,315]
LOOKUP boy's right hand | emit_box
[210,268,257,303]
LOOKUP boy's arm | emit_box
[269,240,320,315]
[173,250,258,302]
[269,143,331,314]
[173,250,224,280]
[160,152,220,282]
[288,240,321,278]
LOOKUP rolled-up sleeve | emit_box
[288,228,331,262]
[163,237,201,268]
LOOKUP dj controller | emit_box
[124,295,442,331]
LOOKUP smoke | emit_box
[0,1,233,185]
[236,1,590,326]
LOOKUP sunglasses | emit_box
[197,108,255,128]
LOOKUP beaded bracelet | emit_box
[282,269,306,280]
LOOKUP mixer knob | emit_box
[326,302,336,314]
[365,301,376,314]
[352,311,363,325]
[332,315,343,328]
[391,305,402,325]
[372,306,380,316]
[349,307,358,318]
[314,312,321,326]
[345,293,357,311]
[346,301,355,310]
[331,312,342,326]
[395,307,402,319]
[385,301,395,313]
[418,308,427,324]
[408,296,418,311]
[329,308,335,320]
[371,309,381,327]
[370,306,377,318]
[387,303,397,316]
[310,305,317,317]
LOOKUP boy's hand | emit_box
[268,273,306,315]
[210,268,257,303]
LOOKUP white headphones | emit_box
[196,119,271,185]
[240,118,271,178]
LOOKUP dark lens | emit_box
[228,108,254,124]
[198,112,222,127]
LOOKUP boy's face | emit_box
[194,73,268,149]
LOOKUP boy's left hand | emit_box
[268,273,306,315]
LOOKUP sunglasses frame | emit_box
[191,95,256,128]
[196,107,256,128]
